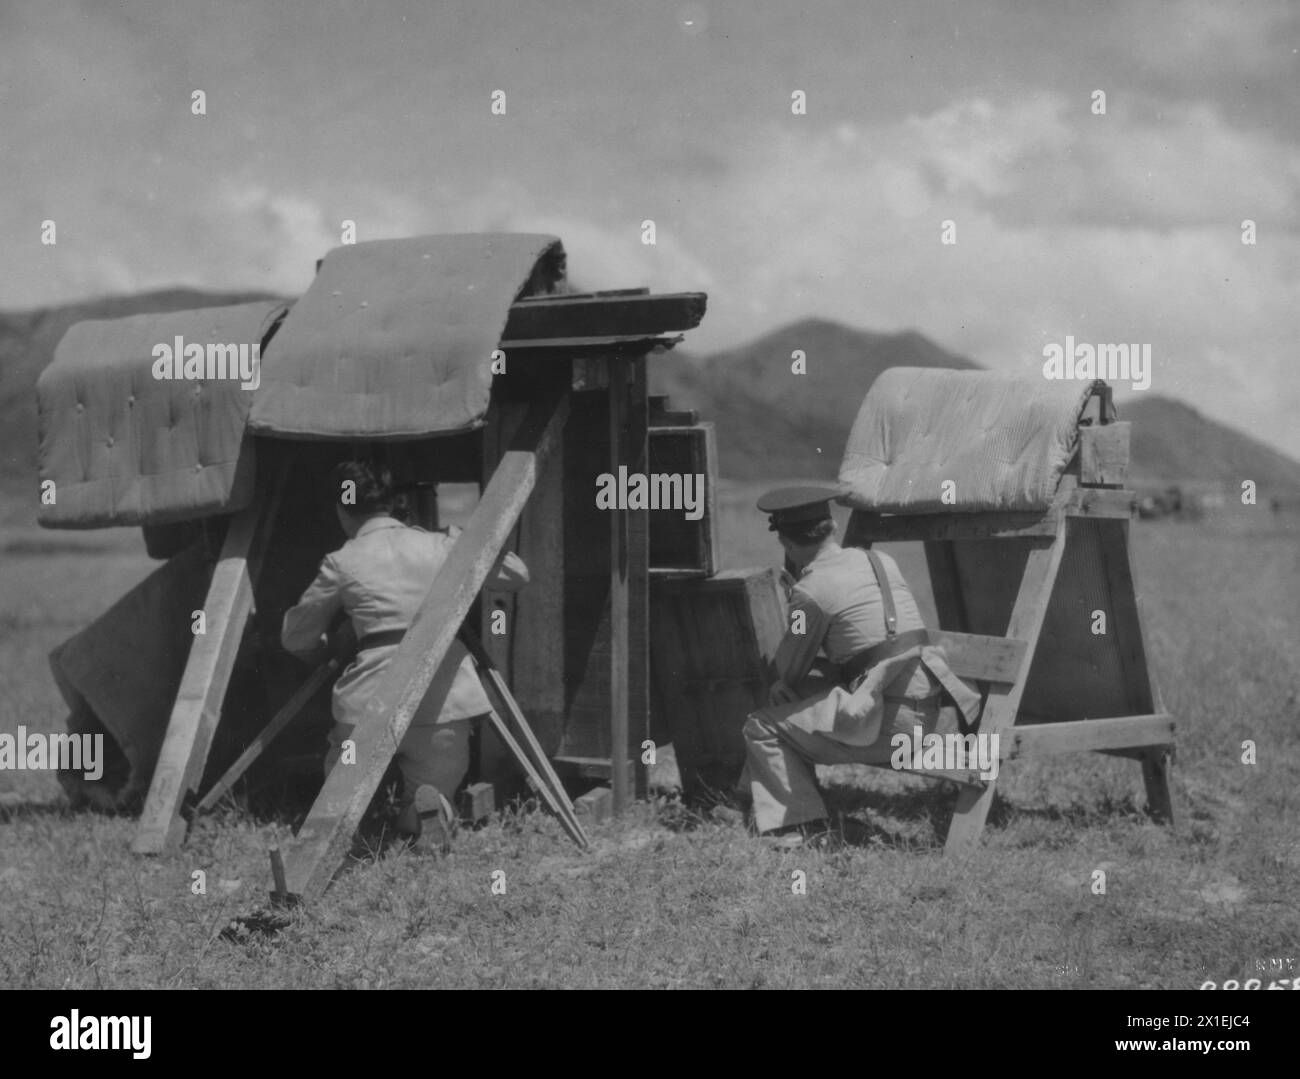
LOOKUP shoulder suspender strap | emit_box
[865,549,898,639]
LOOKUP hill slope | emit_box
[652,318,980,480]
[1122,396,1299,498]
[655,318,1300,499]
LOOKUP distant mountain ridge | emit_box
[1,293,1295,503]
[651,318,980,480]
[653,317,1300,500]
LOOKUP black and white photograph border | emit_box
[0,0,1297,1017]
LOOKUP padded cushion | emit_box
[37,302,286,528]
[249,233,564,439]
[838,367,1104,514]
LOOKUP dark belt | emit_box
[839,627,931,688]
[357,628,407,651]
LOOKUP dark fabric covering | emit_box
[248,233,564,439]
[51,543,214,807]
[37,302,286,528]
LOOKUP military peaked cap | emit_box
[756,486,843,531]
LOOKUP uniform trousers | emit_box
[325,715,475,807]
[743,687,944,834]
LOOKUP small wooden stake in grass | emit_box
[269,845,288,897]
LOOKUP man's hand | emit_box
[769,680,800,706]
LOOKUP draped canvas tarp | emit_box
[36,301,286,528]
[49,543,213,808]
[248,233,565,440]
[838,367,1105,514]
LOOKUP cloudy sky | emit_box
[2,1,1298,453]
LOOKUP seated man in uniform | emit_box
[741,487,970,847]
[281,460,529,854]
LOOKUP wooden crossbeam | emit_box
[927,631,1027,684]
[282,391,569,901]
[502,291,706,340]
[844,482,1134,544]
[132,480,283,854]
[1001,714,1176,759]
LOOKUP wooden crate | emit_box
[650,567,785,803]
[648,423,719,578]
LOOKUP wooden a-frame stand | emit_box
[843,390,1175,852]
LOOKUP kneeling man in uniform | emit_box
[742,487,977,845]
[282,460,529,853]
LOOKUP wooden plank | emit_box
[282,392,569,900]
[132,486,281,854]
[865,763,987,789]
[1097,516,1174,825]
[461,627,589,847]
[554,756,634,781]
[1002,714,1176,758]
[194,656,341,815]
[944,526,1067,854]
[516,287,649,302]
[502,291,707,340]
[847,508,1058,543]
[482,694,589,850]
[609,355,631,813]
[629,357,650,801]
[1080,423,1130,486]
[928,631,1027,684]
[1065,486,1136,519]
[502,333,684,352]
[1140,747,1175,824]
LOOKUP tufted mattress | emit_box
[248,232,564,439]
[838,367,1106,514]
[36,301,286,528]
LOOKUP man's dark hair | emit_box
[777,517,835,546]
[332,459,395,515]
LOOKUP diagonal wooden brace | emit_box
[282,391,569,901]
[132,474,285,854]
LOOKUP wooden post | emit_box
[608,355,630,813]
[282,392,568,901]
[132,480,282,855]
[628,356,649,800]
[1097,516,1174,824]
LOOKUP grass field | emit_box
[1,488,1298,989]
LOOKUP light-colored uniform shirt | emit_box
[281,515,529,726]
[775,544,935,699]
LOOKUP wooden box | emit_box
[648,423,720,577]
[649,567,785,803]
